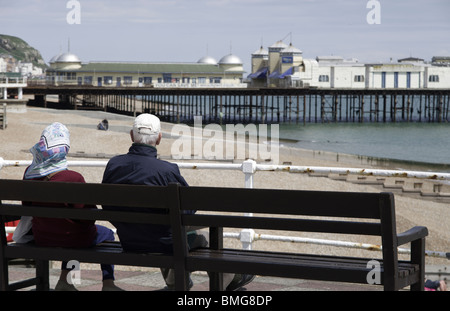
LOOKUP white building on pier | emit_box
[42,41,450,90]
[46,51,246,88]
[248,40,450,89]
[0,73,27,100]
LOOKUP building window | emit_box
[124,76,133,85]
[198,77,206,84]
[163,73,172,83]
[67,72,76,80]
[84,76,93,85]
[429,75,440,82]
[210,77,222,84]
[319,75,329,82]
[354,75,364,82]
[104,76,113,85]
[144,77,152,85]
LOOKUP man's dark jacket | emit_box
[102,143,189,253]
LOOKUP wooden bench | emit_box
[180,186,428,291]
[1,180,428,291]
[0,179,191,291]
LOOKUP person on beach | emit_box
[101,113,254,290]
[20,122,122,291]
[425,279,447,291]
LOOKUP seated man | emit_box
[102,113,254,290]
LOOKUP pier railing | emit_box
[1,158,448,260]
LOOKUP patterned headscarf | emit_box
[24,122,70,179]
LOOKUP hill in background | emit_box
[0,34,47,70]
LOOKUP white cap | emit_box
[133,114,161,135]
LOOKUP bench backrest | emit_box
[180,186,395,234]
[0,180,186,256]
[1,181,401,279]
[179,186,399,265]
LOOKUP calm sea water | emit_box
[279,122,450,171]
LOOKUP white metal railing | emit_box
[1,157,449,260]
[27,80,247,89]
[152,83,247,89]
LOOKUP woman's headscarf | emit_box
[24,122,70,179]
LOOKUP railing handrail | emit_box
[1,157,448,259]
[2,158,450,180]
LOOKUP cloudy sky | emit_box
[1,0,449,73]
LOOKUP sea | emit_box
[278,122,450,173]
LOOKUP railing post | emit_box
[242,159,256,189]
[240,159,257,250]
[240,229,255,251]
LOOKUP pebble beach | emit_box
[1,106,448,267]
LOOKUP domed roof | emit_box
[56,52,81,63]
[49,53,62,63]
[219,54,242,65]
[197,56,218,65]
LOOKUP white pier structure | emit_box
[0,73,26,100]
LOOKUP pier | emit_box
[24,86,450,124]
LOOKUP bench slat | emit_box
[180,187,386,219]
[0,179,171,208]
[4,243,175,268]
[183,215,382,236]
[188,248,420,285]
[0,204,170,225]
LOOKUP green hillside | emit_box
[0,34,48,69]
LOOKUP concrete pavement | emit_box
[8,264,382,291]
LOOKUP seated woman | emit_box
[22,122,122,291]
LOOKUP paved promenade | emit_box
[8,265,382,291]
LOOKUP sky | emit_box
[1,0,449,74]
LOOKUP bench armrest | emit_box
[397,226,428,246]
